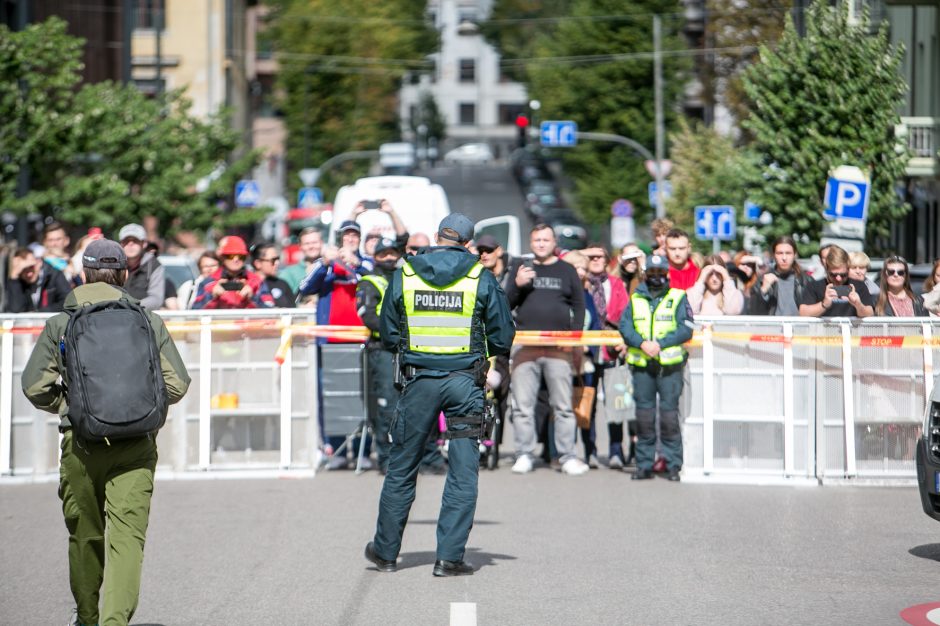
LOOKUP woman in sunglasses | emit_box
[874,255,928,317]
[799,246,874,318]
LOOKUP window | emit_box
[497,103,527,126]
[458,7,478,23]
[459,103,476,126]
[134,0,164,30]
[459,59,476,83]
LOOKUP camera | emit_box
[832,285,852,298]
[221,280,244,291]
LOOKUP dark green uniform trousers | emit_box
[373,369,483,562]
[58,430,157,626]
[632,362,685,472]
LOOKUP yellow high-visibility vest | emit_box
[402,262,484,354]
[360,274,388,339]
[626,288,686,367]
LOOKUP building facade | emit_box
[399,0,529,159]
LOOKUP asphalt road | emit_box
[423,161,533,229]
[2,468,939,626]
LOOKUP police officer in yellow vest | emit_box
[618,254,694,481]
[365,213,515,577]
[357,237,447,474]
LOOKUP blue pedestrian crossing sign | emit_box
[647,181,673,208]
[823,166,870,221]
[298,187,323,208]
[540,121,578,147]
[695,205,736,241]
[235,180,261,208]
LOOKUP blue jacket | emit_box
[618,283,694,351]
[297,254,374,329]
[380,246,515,371]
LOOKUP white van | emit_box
[330,176,450,246]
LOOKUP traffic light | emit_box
[515,114,529,147]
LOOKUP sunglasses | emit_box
[223,254,246,261]
[587,255,605,261]
[477,247,496,254]
[829,272,848,280]
[886,268,906,277]
[259,257,280,264]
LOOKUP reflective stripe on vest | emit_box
[626,288,686,367]
[360,274,388,339]
[402,262,484,354]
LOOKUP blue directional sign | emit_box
[647,181,673,208]
[540,121,578,147]
[744,200,762,222]
[235,179,261,208]
[823,175,869,221]
[695,205,737,241]
[298,187,323,208]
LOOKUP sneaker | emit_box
[327,455,349,471]
[608,455,624,470]
[667,467,681,482]
[561,458,590,476]
[511,455,534,474]
[67,609,78,626]
[357,457,375,471]
[588,454,600,469]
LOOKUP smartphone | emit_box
[361,200,380,210]
[221,280,243,291]
[522,259,534,270]
[621,252,643,261]
[832,285,851,298]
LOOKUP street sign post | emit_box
[235,180,261,208]
[648,181,672,209]
[540,121,578,147]
[695,205,737,253]
[298,187,323,208]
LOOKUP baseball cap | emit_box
[646,254,669,272]
[217,236,249,257]
[339,220,361,235]
[475,234,501,251]
[437,213,474,244]
[82,239,127,270]
[118,223,146,243]
[374,237,399,256]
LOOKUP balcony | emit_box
[898,117,940,177]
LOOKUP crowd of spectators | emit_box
[5,214,940,474]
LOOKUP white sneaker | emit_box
[608,455,624,470]
[512,455,534,474]
[561,458,590,476]
[588,454,600,469]
[327,455,348,471]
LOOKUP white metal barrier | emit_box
[0,313,935,483]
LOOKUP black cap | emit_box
[373,237,399,256]
[339,220,361,234]
[83,239,127,270]
[437,213,475,244]
[474,234,501,251]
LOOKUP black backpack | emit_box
[64,298,168,442]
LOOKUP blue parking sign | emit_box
[823,167,870,221]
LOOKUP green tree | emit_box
[741,1,910,253]
[408,91,447,145]
[482,0,573,83]
[666,117,759,246]
[267,0,437,199]
[0,18,259,237]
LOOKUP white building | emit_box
[399,0,529,160]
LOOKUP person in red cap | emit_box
[191,236,274,309]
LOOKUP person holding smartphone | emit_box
[191,236,274,309]
[799,245,874,318]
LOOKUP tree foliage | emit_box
[487,0,689,225]
[741,1,910,253]
[666,117,759,245]
[0,18,259,238]
[267,0,437,199]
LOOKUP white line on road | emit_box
[450,602,477,626]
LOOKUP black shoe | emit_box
[365,542,397,572]
[631,469,653,480]
[433,559,474,577]
[667,467,681,482]
[419,463,447,475]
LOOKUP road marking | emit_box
[900,602,940,625]
[450,602,477,626]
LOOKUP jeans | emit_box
[510,347,578,464]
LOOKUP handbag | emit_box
[572,375,595,430]
[602,362,634,425]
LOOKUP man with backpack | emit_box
[21,239,191,626]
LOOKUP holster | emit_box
[393,352,416,391]
[443,413,485,440]
[472,358,490,388]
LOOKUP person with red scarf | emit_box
[191,236,274,309]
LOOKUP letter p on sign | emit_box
[823,165,870,222]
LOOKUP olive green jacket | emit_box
[21,283,191,429]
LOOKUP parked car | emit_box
[916,383,940,523]
[542,208,588,250]
[443,143,494,164]
[524,180,563,218]
[158,254,199,289]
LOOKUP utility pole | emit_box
[155,0,163,96]
[653,15,666,220]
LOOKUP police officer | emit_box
[21,239,191,626]
[364,213,515,577]
[618,254,694,482]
